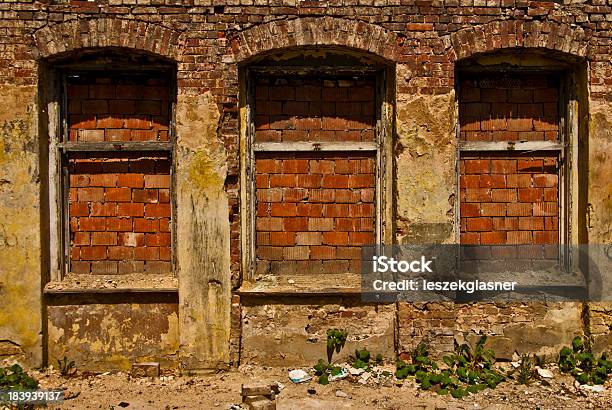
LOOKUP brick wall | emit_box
[255,153,376,275]
[254,76,375,143]
[460,153,559,245]
[66,72,171,142]
[253,73,377,275]
[68,153,172,275]
[459,73,560,246]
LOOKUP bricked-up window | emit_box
[459,72,563,246]
[249,72,382,276]
[60,70,174,275]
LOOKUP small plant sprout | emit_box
[326,328,348,364]
[558,336,611,385]
[58,356,77,376]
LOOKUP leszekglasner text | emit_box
[370,256,517,294]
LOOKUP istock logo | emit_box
[372,255,433,273]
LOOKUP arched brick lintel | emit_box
[33,18,182,61]
[232,17,401,64]
[449,20,593,62]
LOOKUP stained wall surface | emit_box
[0,2,610,370]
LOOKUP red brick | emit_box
[492,217,518,231]
[465,188,491,202]
[534,231,557,244]
[349,203,374,218]
[256,246,284,261]
[108,246,134,260]
[480,231,507,245]
[145,233,171,246]
[105,217,133,232]
[461,175,480,188]
[270,203,297,217]
[159,247,172,261]
[144,174,170,188]
[118,232,145,247]
[257,188,283,203]
[479,175,505,188]
[348,174,374,188]
[518,188,543,202]
[91,232,118,245]
[269,232,295,246]
[116,174,145,188]
[296,204,323,217]
[506,174,532,188]
[507,118,533,131]
[270,174,296,187]
[518,217,545,231]
[480,203,506,216]
[464,159,490,174]
[295,232,322,246]
[70,174,90,187]
[533,202,558,216]
[310,246,336,260]
[507,203,532,216]
[134,218,159,232]
[322,204,349,218]
[70,261,91,274]
[461,203,480,217]
[517,159,543,172]
[491,159,517,173]
[491,189,517,202]
[297,174,321,188]
[466,217,492,232]
[507,231,532,244]
[256,217,283,232]
[308,218,334,231]
[321,175,349,188]
[145,203,171,218]
[78,187,104,202]
[283,218,308,232]
[309,189,335,203]
[460,232,480,244]
[133,189,159,203]
[533,174,557,187]
[80,246,107,260]
[70,202,89,217]
[335,189,361,203]
[124,116,151,129]
[79,217,106,231]
[117,203,144,217]
[322,232,348,245]
[134,247,159,261]
[283,188,308,202]
[310,160,335,173]
[91,202,117,217]
[91,261,118,274]
[97,116,124,128]
[534,88,558,103]
[105,187,132,202]
[349,232,375,245]
[73,232,90,245]
[109,99,136,114]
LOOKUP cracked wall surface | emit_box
[0,85,42,368]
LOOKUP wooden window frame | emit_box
[46,66,177,281]
[239,65,394,291]
[456,66,579,268]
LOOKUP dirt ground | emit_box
[15,363,607,410]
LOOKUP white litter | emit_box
[288,369,312,384]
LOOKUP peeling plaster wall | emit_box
[395,64,456,245]
[0,85,42,367]
[175,92,232,371]
[587,61,612,353]
[241,298,395,366]
[47,303,179,372]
